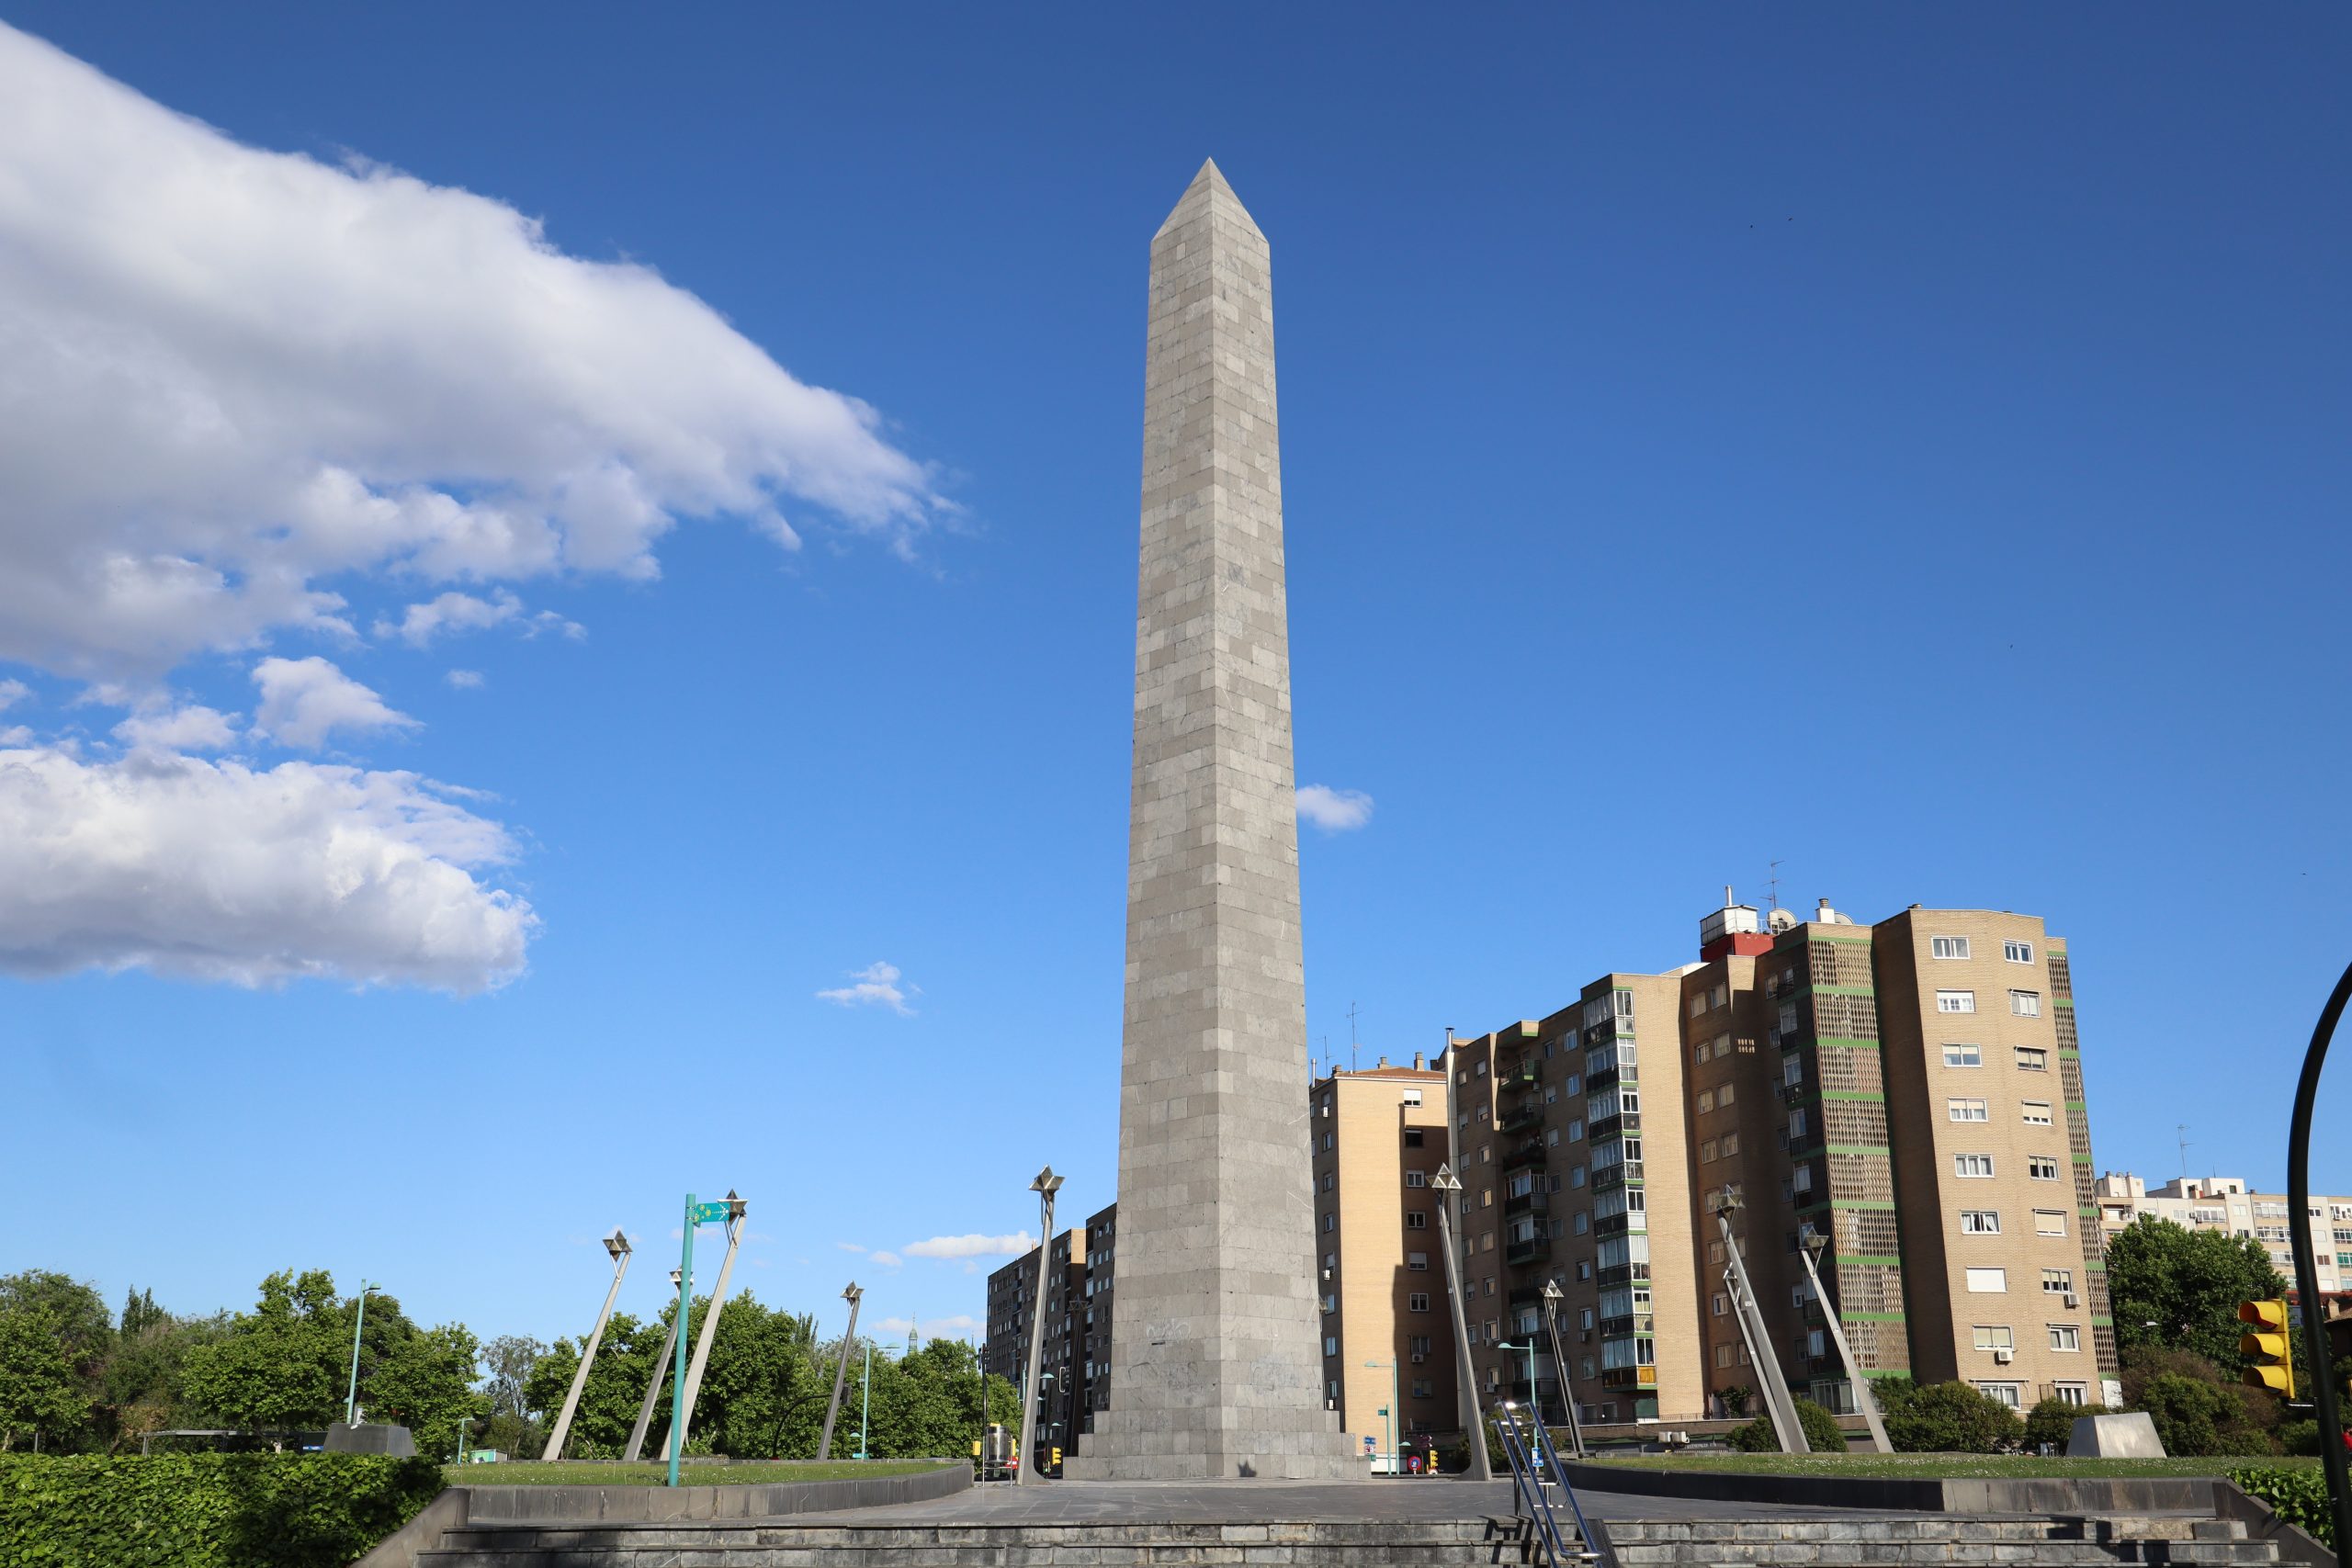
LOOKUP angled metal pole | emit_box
[344,1284,374,1427]
[1798,1228,1889,1452]
[544,1229,632,1461]
[1718,1201,1807,1452]
[623,1268,683,1462]
[1017,1165,1062,1484]
[1430,1165,1493,1480]
[818,1282,863,1461]
[1540,1281,1586,1458]
[2289,958,2352,1555]
[674,1194,745,1451]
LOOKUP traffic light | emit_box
[1050,1446,1062,1470]
[2238,1299,2295,1399]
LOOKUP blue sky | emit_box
[2,6,2346,1352]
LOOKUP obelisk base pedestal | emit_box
[1065,1407,1361,1482]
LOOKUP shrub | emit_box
[2274,1419,2319,1457]
[2136,1371,2272,1457]
[0,1451,443,1568]
[1878,1379,2025,1453]
[2024,1397,2108,1451]
[1717,1384,1752,1418]
[2227,1464,2335,1549]
[1724,1397,1847,1453]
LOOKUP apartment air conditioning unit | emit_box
[2064,1292,2080,1309]
[1994,1348,2015,1364]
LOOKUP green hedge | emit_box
[0,1452,444,1568]
[2227,1465,2335,1549]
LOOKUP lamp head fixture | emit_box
[1031,1166,1065,1198]
[1430,1163,1464,1194]
[1540,1280,1564,1303]
[844,1281,864,1304]
[603,1227,631,1261]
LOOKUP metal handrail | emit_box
[1489,1402,1565,1567]
[1521,1402,1600,1562]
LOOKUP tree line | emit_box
[0,1267,1019,1463]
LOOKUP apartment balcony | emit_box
[1588,1112,1640,1144]
[1598,1314,1654,1339]
[1595,1262,1651,1289]
[1503,1190,1552,1218]
[1498,1101,1544,1134]
[1505,1237,1553,1268]
[1500,1140,1548,1171]
[1584,1065,1622,1093]
[1505,1059,1541,1087]
[1600,1364,1659,1391]
[1594,1213,1638,1240]
[1589,1160,1644,1195]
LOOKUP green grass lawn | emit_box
[441,1459,953,1486]
[1582,1451,2322,1479]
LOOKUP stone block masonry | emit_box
[1063,160,1356,1481]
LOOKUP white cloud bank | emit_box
[0,746,534,989]
[903,1233,1036,1260]
[817,960,916,1015]
[0,21,942,682]
[1295,784,1374,832]
[252,657,416,750]
[876,1314,983,1342]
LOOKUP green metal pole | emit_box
[1391,1359,1399,1474]
[344,1285,370,1426]
[669,1193,695,1487]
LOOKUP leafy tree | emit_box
[2120,1346,2274,1455]
[0,1272,112,1449]
[2107,1216,2288,1372]
[0,1304,86,1450]
[525,1310,671,1459]
[1875,1378,2025,1452]
[2024,1396,2108,1450]
[183,1271,347,1438]
[367,1322,482,1460]
[1726,1396,1846,1452]
[481,1336,545,1421]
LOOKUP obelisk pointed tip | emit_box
[1157,157,1260,239]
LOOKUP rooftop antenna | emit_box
[2177,1124,2192,1187]
[1347,1001,1361,1073]
[1766,861,1784,913]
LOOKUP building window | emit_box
[1405,1129,1425,1148]
[2004,939,2034,964]
[1476,1060,1488,1077]
[2010,990,2041,1018]
[2029,1156,2061,1181]
[1405,1170,1427,1188]
[1322,1132,1335,1150]
[1961,1210,2002,1235]
[1719,1082,1736,1106]
[1407,1252,1428,1271]
[1320,1293,1336,1314]
[1321,1172,1335,1192]
[1713,1293,1729,1316]
[1321,1213,1335,1232]
[1976,1382,2023,1409]
[1697,1090,1714,1113]
[1715,1344,1733,1368]
[1948,1098,1989,1122]
[1410,1379,1433,1398]
[2034,1210,2067,1235]
[1573,1212,1589,1235]
[1567,1119,1585,1142]
[1408,1336,1431,1357]
[1406,1212,1428,1230]
[1565,1073,1580,1096]
[1408,1292,1430,1312]
[1937,990,1976,1014]
[1943,1043,1983,1068]
[1965,1268,2007,1293]
[1932,936,1971,960]
[1691,994,1707,1019]
[2053,1382,2087,1406]
[2015,1047,2048,1072]
[1955,1154,1996,1179]
[2021,1100,2053,1126]
[1973,1325,2014,1351]
[1723,1132,1741,1156]
[1402,1089,1423,1106]
[1323,1336,1339,1357]
[2042,1268,2074,1293]
[2050,1325,2081,1352]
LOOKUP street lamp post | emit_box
[675,1192,748,1454]
[1364,1359,1396,1475]
[818,1281,864,1461]
[544,1228,633,1461]
[1715,1192,1808,1454]
[1496,1341,1539,1425]
[1429,1164,1492,1481]
[1799,1224,1891,1453]
[1539,1280,1586,1458]
[2289,960,2352,1555]
[856,1339,905,1460]
[622,1268,684,1463]
[667,1193,736,1486]
[344,1283,379,1427]
[1017,1165,1063,1486]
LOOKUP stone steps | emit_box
[416,1515,1557,1567]
[1601,1515,2278,1567]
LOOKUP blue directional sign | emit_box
[689,1201,731,1224]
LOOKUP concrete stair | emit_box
[1601,1515,2281,1567]
[414,1515,1562,1566]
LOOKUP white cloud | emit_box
[0,745,533,989]
[0,727,28,746]
[817,960,915,1015]
[875,1314,983,1342]
[444,669,484,690]
[0,680,27,710]
[903,1232,1036,1260]
[836,1242,866,1254]
[1295,784,1374,832]
[870,1250,903,1269]
[251,657,416,750]
[112,705,237,752]
[0,23,944,682]
[376,590,582,648]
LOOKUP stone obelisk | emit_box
[1067,160,1355,1482]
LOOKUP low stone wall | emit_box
[1561,1461,2230,1517]
[349,1461,967,1565]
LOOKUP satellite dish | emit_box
[1766,908,1798,933]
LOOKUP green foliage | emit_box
[1717,1384,1751,1418]
[2134,1371,2271,1456]
[0,1452,443,1567]
[181,1272,346,1437]
[2226,1464,2335,1548]
[0,1273,113,1451]
[1725,1398,1846,1452]
[2106,1216,2289,1373]
[0,1306,86,1451]
[2024,1397,2107,1451]
[2274,1420,2319,1457]
[1874,1378,2026,1453]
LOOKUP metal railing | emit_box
[1490,1399,1600,1565]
